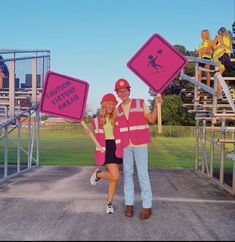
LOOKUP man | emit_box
[0,55,9,89]
[114,78,162,219]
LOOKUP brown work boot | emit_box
[125,205,134,217]
[139,208,152,219]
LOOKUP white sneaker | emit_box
[90,168,101,185]
[106,202,114,214]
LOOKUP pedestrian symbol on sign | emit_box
[147,49,164,74]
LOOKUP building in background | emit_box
[21,74,41,88]
[41,117,67,127]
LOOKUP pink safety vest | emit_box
[116,99,151,147]
[91,115,123,166]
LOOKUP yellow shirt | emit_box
[122,99,150,147]
[198,40,212,58]
[103,118,114,140]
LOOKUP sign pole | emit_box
[150,90,162,134]
[157,100,162,134]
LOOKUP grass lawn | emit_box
[0,130,233,170]
[38,135,196,168]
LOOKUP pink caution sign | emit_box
[127,33,188,93]
[39,71,89,122]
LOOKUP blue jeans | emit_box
[123,146,152,208]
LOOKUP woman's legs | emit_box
[97,163,120,203]
[198,65,211,87]
[215,66,225,95]
[197,69,202,82]
[204,64,211,86]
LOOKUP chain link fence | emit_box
[0,50,50,125]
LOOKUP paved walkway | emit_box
[0,166,234,241]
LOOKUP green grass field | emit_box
[0,126,233,169]
[38,135,196,168]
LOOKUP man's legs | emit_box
[123,147,135,206]
[133,147,152,208]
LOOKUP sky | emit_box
[1,0,235,113]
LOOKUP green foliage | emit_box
[161,95,194,126]
[174,44,195,56]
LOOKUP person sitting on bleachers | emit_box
[0,55,9,90]
[210,27,232,95]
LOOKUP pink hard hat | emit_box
[101,93,118,105]
[115,78,131,91]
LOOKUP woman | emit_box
[196,29,212,87]
[88,93,123,214]
[210,27,232,95]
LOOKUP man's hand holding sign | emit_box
[39,71,104,153]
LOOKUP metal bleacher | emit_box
[180,57,235,195]
[0,49,50,182]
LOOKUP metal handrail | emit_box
[0,55,50,62]
[0,49,50,54]
[185,56,218,66]
[0,105,38,129]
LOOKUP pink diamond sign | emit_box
[39,71,89,122]
[127,33,188,93]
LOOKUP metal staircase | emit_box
[0,50,50,182]
[180,56,235,195]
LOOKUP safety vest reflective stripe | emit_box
[118,108,145,115]
[136,99,140,108]
[117,100,143,116]
[94,117,99,133]
[120,125,149,132]
[120,127,129,132]
[130,107,144,112]
[96,147,106,151]
[115,139,121,144]
[95,129,104,134]
[129,124,149,131]
[93,117,104,134]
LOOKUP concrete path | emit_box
[0,166,234,241]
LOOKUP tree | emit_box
[161,95,194,126]
[223,58,235,88]
[174,44,195,56]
